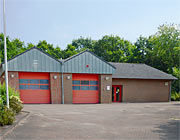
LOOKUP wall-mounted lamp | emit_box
[66,75,71,80]
[54,75,57,79]
[165,82,168,86]
[105,76,109,80]
[11,74,14,78]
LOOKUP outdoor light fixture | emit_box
[54,75,57,79]
[66,75,71,80]
[105,76,109,80]
[165,82,168,86]
[11,74,14,78]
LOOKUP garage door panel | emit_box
[72,74,99,104]
[19,72,51,104]
[20,90,51,104]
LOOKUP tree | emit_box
[0,33,25,62]
[36,40,63,59]
[71,37,96,52]
[93,35,135,62]
[62,44,78,59]
[149,24,180,73]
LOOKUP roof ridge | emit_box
[64,50,116,69]
[1,46,62,65]
[109,62,145,65]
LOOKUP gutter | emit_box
[61,61,64,104]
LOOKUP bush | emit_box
[0,83,23,126]
[0,105,15,126]
[171,91,180,101]
[10,96,23,114]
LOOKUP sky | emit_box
[0,0,179,49]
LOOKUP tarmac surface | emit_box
[2,102,180,140]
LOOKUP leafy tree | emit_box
[71,37,96,52]
[172,67,180,92]
[36,40,63,59]
[148,24,180,73]
[0,33,25,62]
[93,35,135,62]
[62,44,78,59]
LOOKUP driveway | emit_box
[2,102,180,140]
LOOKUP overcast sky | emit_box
[0,0,179,49]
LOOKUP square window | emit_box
[89,86,98,90]
[81,86,89,90]
[40,85,49,90]
[72,80,80,85]
[81,81,89,85]
[72,86,80,90]
[29,85,39,89]
[90,81,98,85]
[19,85,28,89]
[40,80,49,84]
[29,79,39,84]
[19,79,29,84]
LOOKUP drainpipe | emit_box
[169,81,172,102]
[61,61,64,104]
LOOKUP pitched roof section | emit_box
[110,62,177,80]
[1,47,62,73]
[63,50,116,74]
[64,50,116,69]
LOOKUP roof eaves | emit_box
[112,77,177,80]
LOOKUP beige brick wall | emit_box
[63,73,72,104]
[8,72,19,91]
[0,73,5,84]
[112,78,171,102]
[50,73,61,104]
[99,74,112,103]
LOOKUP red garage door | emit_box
[72,74,99,103]
[19,72,51,104]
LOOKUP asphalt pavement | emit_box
[2,102,180,140]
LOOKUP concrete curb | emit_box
[0,110,30,138]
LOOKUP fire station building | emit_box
[0,47,176,104]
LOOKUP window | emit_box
[29,85,39,89]
[19,79,29,84]
[81,81,89,85]
[19,85,28,89]
[72,80,80,85]
[90,81,98,85]
[40,85,49,90]
[19,79,49,90]
[72,86,80,90]
[89,86,98,90]
[40,80,49,84]
[81,86,89,90]
[72,80,99,91]
[29,79,39,84]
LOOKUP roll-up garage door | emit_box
[19,72,51,104]
[72,74,99,103]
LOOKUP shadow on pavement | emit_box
[154,120,180,140]
[173,104,180,106]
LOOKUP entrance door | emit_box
[112,85,122,102]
